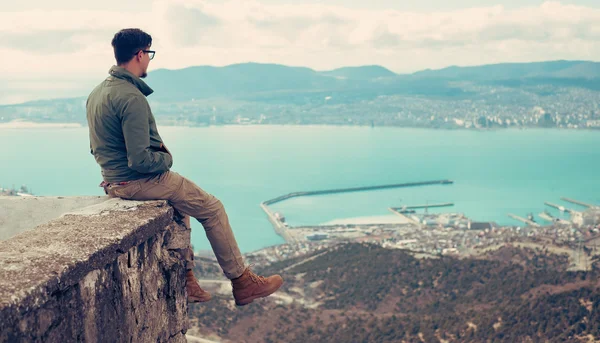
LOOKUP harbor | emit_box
[260,180,456,245]
[507,196,599,228]
[261,180,600,253]
[255,188,600,272]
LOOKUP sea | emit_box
[1,125,599,253]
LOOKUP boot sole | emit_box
[188,294,212,303]
[235,282,283,306]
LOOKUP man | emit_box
[86,28,283,306]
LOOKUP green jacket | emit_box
[86,66,172,182]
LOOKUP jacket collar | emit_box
[108,65,154,97]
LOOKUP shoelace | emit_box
[247,265,267,285]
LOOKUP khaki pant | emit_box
[106,171,246,279]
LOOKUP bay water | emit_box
[1,125,598,252]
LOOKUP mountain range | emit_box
[143,60,600,102]
[1,60,598,106]
[2,60,600,129]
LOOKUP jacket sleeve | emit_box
[120,95,173,174]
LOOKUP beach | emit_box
[0,121,82,129]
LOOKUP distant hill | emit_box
[4,60,600,105]
[3,60,600,129]
[143,60,600,102]
[320,65,397,80]
[144,62,479,103]
[411,60,600,80]
[146,62,350,101]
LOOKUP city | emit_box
[3,65,600,131]
[244,188,600,273]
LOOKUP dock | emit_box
[508,213,540,227]
[544,202,576,214]
[260,203,298,245]
[561,197,597,209]
[263,180,453,206]
[391,203,454,210]
[538,211,570,224]
[261,179,453,244]
[538,211,555,222]
[388,208,421,225]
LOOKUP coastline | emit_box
[0,121,82,129]
[0,121,598,131]
[321,215,413,225]
[158,123,600,131]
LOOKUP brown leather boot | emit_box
[186,270,212,303]
[231,267,283,306]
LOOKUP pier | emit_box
[391,203,454,211]
[544,202,576,214]
[508,213,540,227]
[260,203,298,245]
[538,211,570,224]
[388,208,421,225]
[261,179,453,244]
[263,180,453,206]
[538,211,555,222]
[561,197,597,209]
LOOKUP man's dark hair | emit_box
[111,28,152,65]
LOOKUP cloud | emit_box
[1,0,600,82]
[163,4,222,46]
[0,29,115,53]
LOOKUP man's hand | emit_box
[159,143,172,156]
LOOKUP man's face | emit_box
[140,45,152,78]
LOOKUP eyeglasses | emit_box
[136,50,155,60]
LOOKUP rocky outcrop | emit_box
[0,199,191,342]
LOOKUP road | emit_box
[186,335,221,343]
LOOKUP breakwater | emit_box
[262,180,454,206]
[261,179,453,245]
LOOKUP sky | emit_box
[1,0,600,103]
